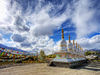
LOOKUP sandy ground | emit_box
[0,63,100,75]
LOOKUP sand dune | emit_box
[0,63,100,75]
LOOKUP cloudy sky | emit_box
[0,0,100,54]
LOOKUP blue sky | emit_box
[50,19,76,42]
[0,0,100,54]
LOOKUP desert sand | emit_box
[0,63,100,75]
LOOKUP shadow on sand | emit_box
[0,63,28,69]
[72,62,100,71]
[83,67,100,71]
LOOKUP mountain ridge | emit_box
[0,43,27,52]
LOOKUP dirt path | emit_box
[0,63,100,75]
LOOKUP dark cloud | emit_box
[14,16,30,32]
[11,0,38,13]
[21,42,31,48]
[12,34,26,42]
[11,0,73,16]
[32,41,36,45]
[20,41,37,48]
[0,35,2,40]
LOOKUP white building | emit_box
[59,28,84,56]
[60,28,67,52]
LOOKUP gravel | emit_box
[0,63,100,75]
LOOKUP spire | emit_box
[79,45,82,51]
[78,44,80,49]
[76,42,77,48]
[81,48,83,51]
[69,35,71,43]
[73,40,75,45]
[62,28,64,40]
[79,45,81,50]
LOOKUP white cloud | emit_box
[72,0,100,38]
[0,0,100,54]
[76,35,100,49]
[0,0,70,54]
[0,0,9,23]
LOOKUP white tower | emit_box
[75,42,78,54]
[73,40,76,53]
[68,35,73,52]
[78,44,81,55]
[60,28,67,52]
